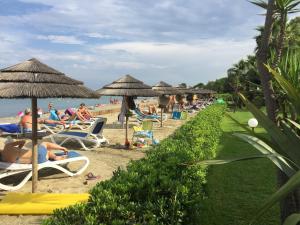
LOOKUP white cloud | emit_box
[36,35,84,44]
[84,32,113,39]
[2,0,265,42]
[0,37,256,88]
[0,0,283,88]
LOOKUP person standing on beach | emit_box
[167,95,176,112]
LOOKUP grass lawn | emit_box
[198,110,280,225]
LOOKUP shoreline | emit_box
[0,103,121,124]
[0,97,159,124]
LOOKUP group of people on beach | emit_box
[137,95,187,115]
[0,94,214,166]
[0,102,94,165]
[109,98,120,105]
[48,102,92,123]
[19,102,93,132]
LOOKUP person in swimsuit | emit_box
[167,95,176,112]
[148,103,157,115]
[20,108,66,131]
[77,103,92,121]
[0,140,68,164]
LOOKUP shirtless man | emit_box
[77,103,92,121]
[20,108,66,131]
[148,103,157,115]
[167,95,176,112]
[0,140,68,164]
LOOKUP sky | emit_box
[0,0,276,88]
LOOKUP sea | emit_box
[0,96,122,118]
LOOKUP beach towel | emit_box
[0,124,21,133]
[0,193,89,214]
[49,109,60,121]
[65,108,75,116]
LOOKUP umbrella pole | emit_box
[31,97,38,193]
[125,115,129,149]
[160,107,163,127]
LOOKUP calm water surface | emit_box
[0,96,121,118]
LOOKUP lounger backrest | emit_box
[142,120,153,131]
[180,111,188,120]
[88,118,107,136]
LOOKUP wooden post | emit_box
[160,107,163,127]
[123,96,129,149]
[125,115,129,149]
[31,98,38,193]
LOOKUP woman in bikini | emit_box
[0,140,68,164]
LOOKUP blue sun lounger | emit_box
[133,108,167,123]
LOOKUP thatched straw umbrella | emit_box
[152,81,180,127]
[175,84,190,94]
[174,84,192,110]
[192,88,216,98]
[0,58,98,192]
[97,74,159,148]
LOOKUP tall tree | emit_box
[273,0,300,67]
[253,0,300,67]
[254,0,300,222]
[255,0,277,122]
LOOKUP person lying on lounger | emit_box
[0,140,68,164]
[20,108,66,132]
[77,103,92,121]
[148,103,158,115]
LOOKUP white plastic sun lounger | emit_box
[0,151,89,191]
[49,118,108,150]
[40,123,67,134]
[66,119,94,131]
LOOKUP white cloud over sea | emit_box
[0,0,286,88]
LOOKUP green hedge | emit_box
[44,105,226,225]
[216,93,233,102]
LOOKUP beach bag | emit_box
[172,111,181,120]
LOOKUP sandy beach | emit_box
[0,102,187,225]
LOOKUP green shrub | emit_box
[252,95,265,108]
[43,105,226,225]
[216,93,233,102]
